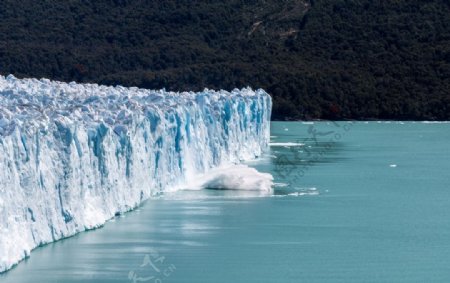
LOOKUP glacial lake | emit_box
[2,121,450,283]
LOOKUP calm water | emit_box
[2,122,450,283]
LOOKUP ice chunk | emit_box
[177,164,273,193]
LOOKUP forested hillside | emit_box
[0,0,449,120]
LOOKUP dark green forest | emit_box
[0,0,449,120]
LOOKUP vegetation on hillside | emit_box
[0,0,449,120]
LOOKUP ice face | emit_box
[0,75,272,273]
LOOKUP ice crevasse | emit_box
[0,75,272,273]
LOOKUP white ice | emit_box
[176,164,273,193]
[0,75,272,273]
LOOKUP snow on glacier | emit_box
[0,75,272,273]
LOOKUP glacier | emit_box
[0,75,272,273]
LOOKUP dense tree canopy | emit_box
[0,0,449,120]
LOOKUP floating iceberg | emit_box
[0,75,272,273]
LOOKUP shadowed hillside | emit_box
[0,0,449,120]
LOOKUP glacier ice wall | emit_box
[0,75,271,273]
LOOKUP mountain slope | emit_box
[0,0,449,120]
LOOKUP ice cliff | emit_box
[0,75,272,272]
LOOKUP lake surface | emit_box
[2,122,450,283]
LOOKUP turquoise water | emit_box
[2,122,450,283]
